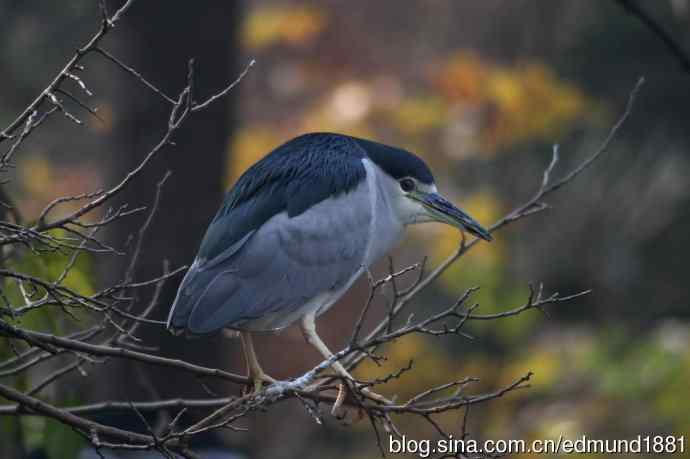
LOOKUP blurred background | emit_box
[1,1,689,458]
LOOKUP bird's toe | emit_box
[243,372,278,396]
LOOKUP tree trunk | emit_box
[98,0,243,403]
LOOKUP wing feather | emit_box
[167,133,369,333]
[169,177,372,334]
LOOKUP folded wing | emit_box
[167,176,372,334]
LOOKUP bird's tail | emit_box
[166,260,209,334]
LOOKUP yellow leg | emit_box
[240,331,276,393]
[300,312,390,409]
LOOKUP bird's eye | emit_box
[399,178,416,193]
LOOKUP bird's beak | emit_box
[414,191,493,241]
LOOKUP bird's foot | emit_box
[331,381,392,420]
[243,372,277,396]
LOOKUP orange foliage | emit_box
[434,52,590,155]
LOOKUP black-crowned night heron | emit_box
[166,132,491,400]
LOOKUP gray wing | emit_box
[168,179,372,334]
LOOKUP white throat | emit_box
[369,163,438,226]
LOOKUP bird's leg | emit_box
[299,313,390,414]
[240,331,276,394]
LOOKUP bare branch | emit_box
[615,0,690,74]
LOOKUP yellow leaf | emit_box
[243,6,326,50]
[391,96,447,135]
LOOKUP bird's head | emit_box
[394,175,492,241]
[357,137,492,242]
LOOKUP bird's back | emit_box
[167,133,376,334]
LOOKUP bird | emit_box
[166,132,492,401]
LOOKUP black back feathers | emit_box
[197,132,434,261]
[352,137,434,184]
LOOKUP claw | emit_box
[243,372,276,396]
[331,383,348,418]
[330,381,391,421]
